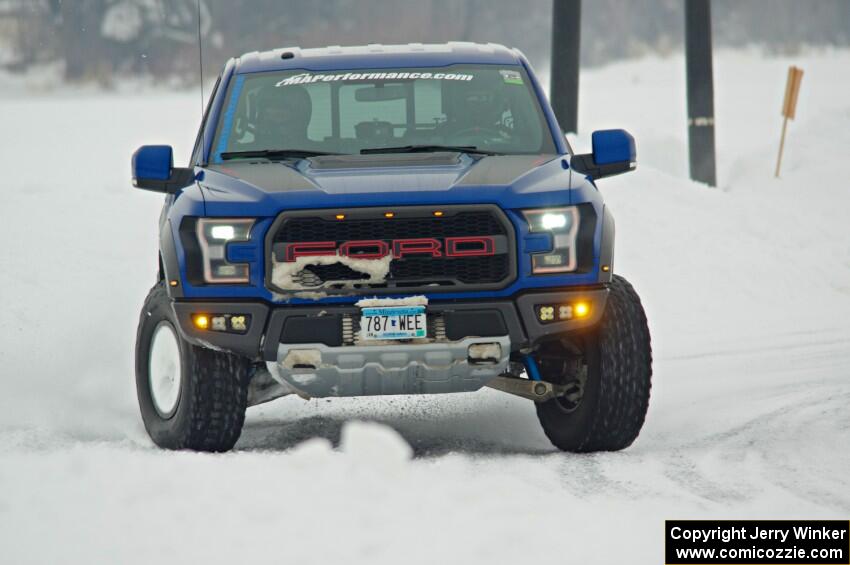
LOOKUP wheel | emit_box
[135,282,250,452]
[534,275,652,452]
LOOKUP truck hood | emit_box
[199,152,581,216]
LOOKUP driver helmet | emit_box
[253,84,312,146]
[448,73,506,128]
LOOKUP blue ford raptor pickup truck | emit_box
[132,42,652,453]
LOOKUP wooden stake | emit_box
[775,117,789,178]
[775,66,803,178]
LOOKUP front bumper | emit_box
[267,336,512,397]
[171,286,609,361]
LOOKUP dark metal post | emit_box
[685,0,717,186]
[550,0,581,134]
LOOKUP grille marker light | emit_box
[433,211,444,217]
[335,214,345,220]
[384,212,395,218]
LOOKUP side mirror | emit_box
[570,129,636,179]
[132,145,195,193]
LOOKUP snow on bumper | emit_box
[266,336,511,397]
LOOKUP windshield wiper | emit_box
[220,149,341,161]
[360,145,500,156]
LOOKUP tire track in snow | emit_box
[651,336,850,511]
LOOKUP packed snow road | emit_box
[1,50,849,563]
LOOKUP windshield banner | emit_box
[276,71,474,87]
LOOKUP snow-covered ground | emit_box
[1,49,849,564]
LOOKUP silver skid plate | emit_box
[266,336,510,397]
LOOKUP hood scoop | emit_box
[307,152,462,170]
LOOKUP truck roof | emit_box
[233,42,525,74]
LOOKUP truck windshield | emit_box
[210,65,557,162]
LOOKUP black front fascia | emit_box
[264,204,517,297]
[169,285,608,361]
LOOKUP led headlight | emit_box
[196,218,254,283]
[523,207,579,273]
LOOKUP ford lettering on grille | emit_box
[283,237,496,262]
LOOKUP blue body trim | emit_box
[592,129,636,165]
[523,233,554,253]
[133,145,173,181]
[199,60,235,165]
[518,56,569,155]
[523,355,543,381]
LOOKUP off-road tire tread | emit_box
[181,344,249,452]
[537,275,652,452]
[137,283,249,452]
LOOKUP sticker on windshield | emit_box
[276,71,474,87]
[499,70,524,85]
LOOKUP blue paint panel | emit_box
[523,233,553,253]
[197,154,581,218]
[591,129,636,165]
[226,242,258,263]
[133,145,173,180]
[518,56,569,156]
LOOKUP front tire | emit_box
[535,275,652,452]
[135,283,249,452]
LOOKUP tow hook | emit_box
[485,376,568,403]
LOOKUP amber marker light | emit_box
[335,214,346,220]
[433,211,444,217]
[192,314,210,330]
[384,212,395,218]
[574,302,590,318]
[601,265,611,272]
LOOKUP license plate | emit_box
[360,306,427,341]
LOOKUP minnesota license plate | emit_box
[360,306,427,341]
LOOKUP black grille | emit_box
[274,212,506,243]
[303,263,369,282]
[268,206,515,294]
[390,255,509,283]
